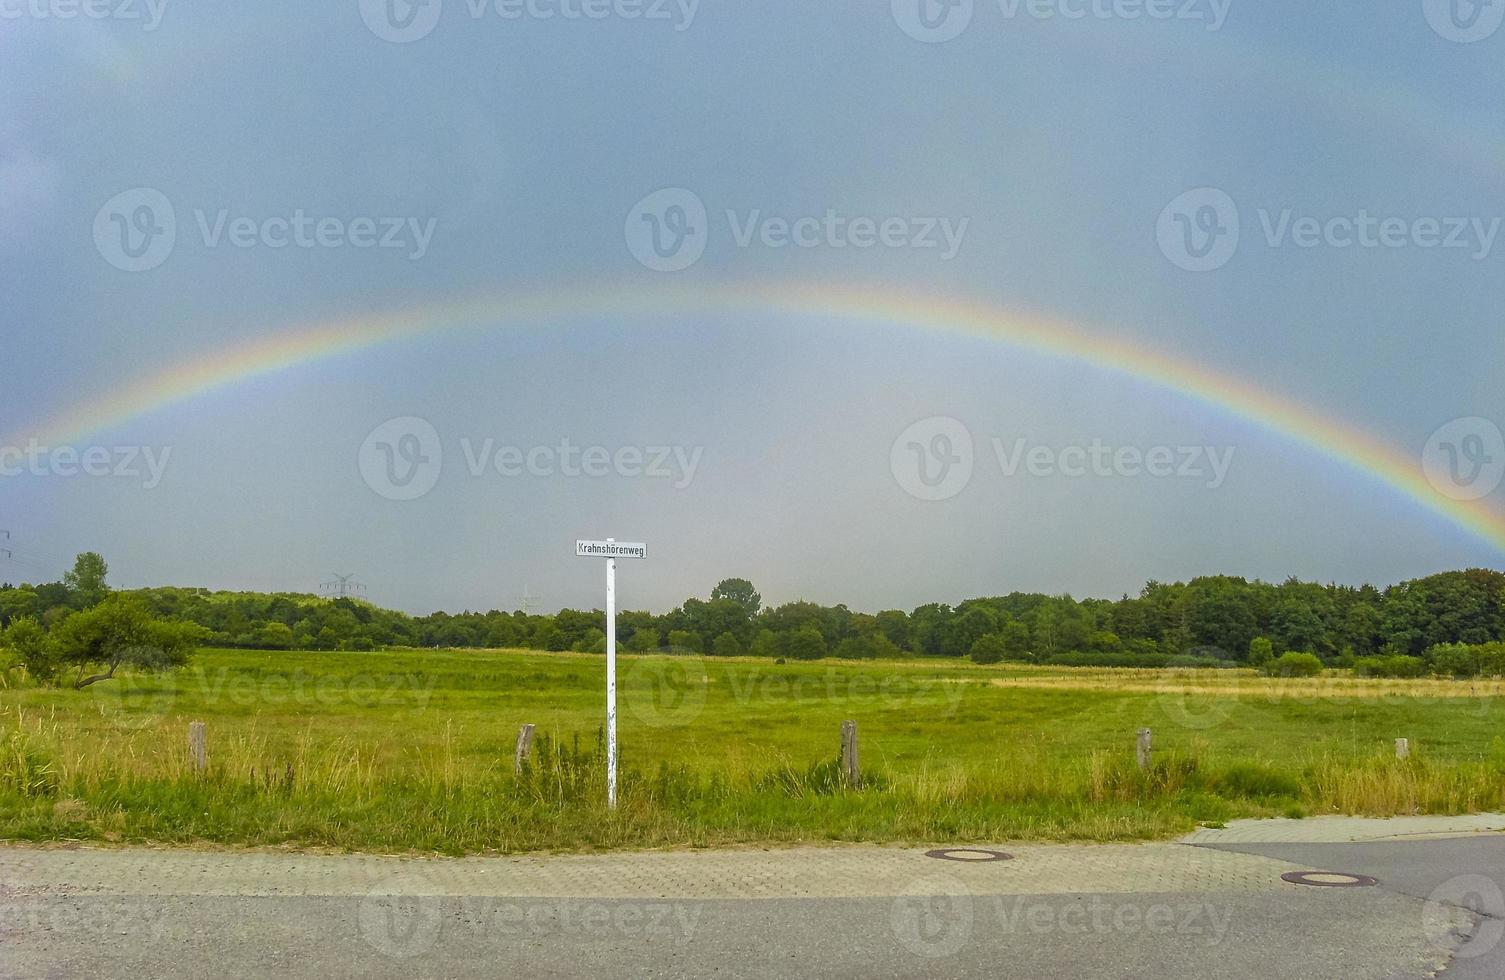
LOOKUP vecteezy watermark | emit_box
[627,655,709,727]
[1423,0,1505,42]
[1158,187,1502,272]
[625,188,969,272]
[0,441,172,489]
[992,437,1235,488]
[358,417,704,500]
[359,417,445,502]
[891,875,974,958]
[93,187,438,272]
[891,882,1232,960]
[1156,188,1239,273]
[358,874,701,958]
[0,0,169,30]
[890,417,1235,501]
[628,656,971,728]
[891,417,975,502]
[1423,417,1504,502]
[994,897,1232,944]
[1422,874,1505,960]
[891,0,1229,43]
[88,665,441,730]
[359,0,698,43]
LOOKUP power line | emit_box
[320,572,367,599]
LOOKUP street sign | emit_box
[574,537,646,809]
[576,540,647,560]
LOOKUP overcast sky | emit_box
[2,0,1504,614]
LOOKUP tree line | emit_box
[3,557,1504,670]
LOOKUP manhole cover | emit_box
[924,848,1014,863]
[1281,871,1379,888]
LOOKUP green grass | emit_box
[3,647,1505,854]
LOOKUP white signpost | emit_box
[575,538,647,809]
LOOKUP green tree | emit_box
[1,617,51,680]
[572,628,606,653]
[969,633,1008,665]
[626,629,659,652]
[1000,621,1032,661]
[1262,651,1323,678]
[833,637,867,660]
[953,606,1000,655]
[63,553,110,609]
[874,610,910,650]
[254,622,295,650]
[909,603,957,656]
[749,629,780,659]
[710,578,762,618]
[0,588,41,626]
[41,596,197,688]
[1248,636,1274,668]
[1343,602,1382,656]
[667,629,703,653]
[786,626,827,661]
[712,632,744,657]
[1032,603,1059,657]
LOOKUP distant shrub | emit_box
[969,634,1007,665]
[748,630,780,659]
[625,630,659,653]
[1262,651,1323,678]
[785,626,827,661]
[1043,651,1231,669]
[1426,641,1505,679]
[711,632,744,658]
[666,630,703,654]
[572,628,606,654]
[1352,654,1426,679]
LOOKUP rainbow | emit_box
[10,280,1504,553]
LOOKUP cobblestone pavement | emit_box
[3,816,1497,979]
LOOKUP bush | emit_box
[625,629,659,653]
[711,632,744,657]
[785,626,827,661]
[1426,641,1505,679]
[1041,651,1231,669]
[666,630,703,654]
[969,634,1008,665]
[1,618,54,681]
[748,630,780,659]
[1248,637,1274,668]
[572,628,606,653]
[1352,654,1426,679]
[1262,651,1323,678]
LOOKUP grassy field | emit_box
[4,647,1505,854]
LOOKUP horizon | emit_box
[3,558,1498,619]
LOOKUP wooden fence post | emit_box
[188,721,207,774]
[840,720,861,789]
[514,724,536,774]
[1136,728,1153,771]
[1395,737,1411,760]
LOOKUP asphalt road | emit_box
[1196,836,1505,980]
[3,818,1501,979]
